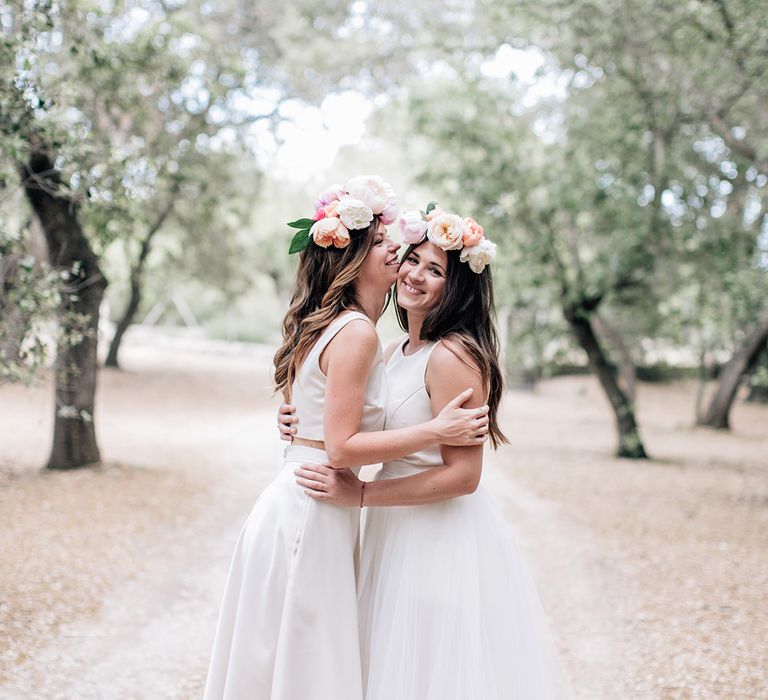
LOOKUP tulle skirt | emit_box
[204,446,363,700]
[358,461,570,700]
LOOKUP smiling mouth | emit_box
[385,257,399,267]
[401,281,425,295]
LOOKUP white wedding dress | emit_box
[357,338,569,699]
[204,312,386,700]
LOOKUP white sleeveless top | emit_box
[291,311,386,441]
[381,336,442,477]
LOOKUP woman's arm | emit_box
[320,324,488,469]
[276,336,483,447]
[296,340,487,504]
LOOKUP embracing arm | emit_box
[297,341,487,505]
[358,341,484,504]
[321,325,487,469]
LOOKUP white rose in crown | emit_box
[337,196,374,231]
[427,212,465,250]
[345,175,396,215]
[460,237,496,273]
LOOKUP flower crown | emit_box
[287,175,398,254]
[398,202,497,274]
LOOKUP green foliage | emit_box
[399,0,768,376]
[288,228,312,255]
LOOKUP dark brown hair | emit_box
[395,242,508,447]
[274,217,381,398]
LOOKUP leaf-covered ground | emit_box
[0,336,765,699]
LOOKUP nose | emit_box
[387,238,401,253]
[407,265,425,283]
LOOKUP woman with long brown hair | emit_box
[292,204,569,699]
[203,181,489,700]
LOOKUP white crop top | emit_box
[291,311,387,442]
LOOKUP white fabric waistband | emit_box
[284,445,329,465]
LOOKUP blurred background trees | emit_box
[2,0,766,466]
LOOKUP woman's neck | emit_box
[405,313,428,353]
[353,284,388,322]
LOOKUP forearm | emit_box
[363,464,479,506]
[327,422,439,469]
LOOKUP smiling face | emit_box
[396,241,448,316]
[358,219,401,289]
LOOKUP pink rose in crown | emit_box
[315,184,344,210]
[462,217,484,247]
[380,198,399,226]
[314,199,340,221]
[399,210,428,244]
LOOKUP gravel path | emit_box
[1,336,766,699]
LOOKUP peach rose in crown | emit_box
[462,217,485,247]
[427,212,465,250]
[310,217,350,248]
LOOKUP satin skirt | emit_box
[358,460,570,700]
[204,446,363,700]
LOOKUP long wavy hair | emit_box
[274,217,381,399]
[395,242,508,448]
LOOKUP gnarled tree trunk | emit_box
[105,197,175,368]
[698,306,768,429]
[20,144,108,469]
[564,299,648,459]
[593,311,636,403]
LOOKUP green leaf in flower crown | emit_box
[287,218,315,229]
[289,228,312,254]
[425,201,437,215]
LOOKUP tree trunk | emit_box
[564,300,648,459]
[104,199,174,368]
[20,144,108,470]
[698,306,768,429]
[593,311,636,403]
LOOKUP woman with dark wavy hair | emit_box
[292,204,568,699]
[204,181,488,700]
